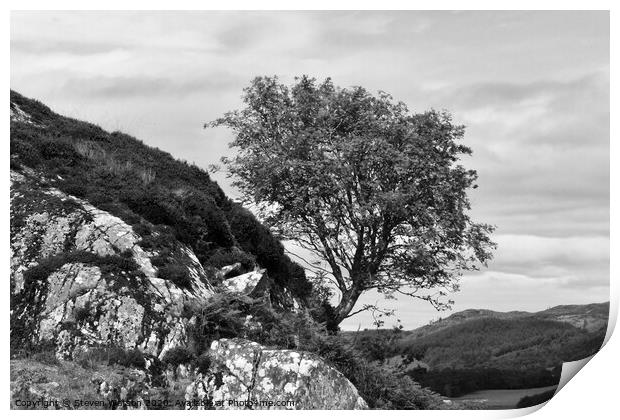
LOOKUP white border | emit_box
[3,2,616,420]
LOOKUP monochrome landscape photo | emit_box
[9,10,610,410]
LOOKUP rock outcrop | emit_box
[184,338,367,410]
[10,169,368,409]
[10,169,214,360]
[221,269,265,294]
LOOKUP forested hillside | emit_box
[395,316,606,370]
[346,303,608,397]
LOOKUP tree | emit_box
[213,75,495,326]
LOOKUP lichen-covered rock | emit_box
[184,338,367,410]
[221,269,265,294]
[10,169,214,360]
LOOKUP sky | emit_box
[10,11,610,330]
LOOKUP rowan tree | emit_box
[213,75,495,326]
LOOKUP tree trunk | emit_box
[332,287,363,326]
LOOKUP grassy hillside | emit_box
[9,90,312,304]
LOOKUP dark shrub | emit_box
[10,159,22,170]
[150,254,169,268]
[132,222,152,237]
[62,181,87,197]
[107,347,147,369]
[207,247,255,270]
[22,260,59,283]
[73,304,92,323]
[75,346,146,370]
[157,264,192,289]
[10,134,42,167]
[161,347,194,367]
[194,353,211,374]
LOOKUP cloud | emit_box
[59,73,245,99]
[483,234,609,288]
[11,39,130,56]
[212,15,277,52]
[433,72,610,237]
[444,73,606,110]
[430,72,609,155]
[283,11,434,60]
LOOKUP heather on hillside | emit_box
[9,90,312,304]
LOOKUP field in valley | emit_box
[449,385,558,409]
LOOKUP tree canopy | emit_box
[213,75,495,326]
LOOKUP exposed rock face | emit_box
[10,169,214,360]
[11,102,43,127]
[184,338,367,410]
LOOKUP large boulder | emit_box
[10,169,214,360]
[184,338,367,410]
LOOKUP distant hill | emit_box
[404,302,609,341]
[346,302,608,397]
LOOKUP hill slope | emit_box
[10,90,312,307]
[347,303,608,397]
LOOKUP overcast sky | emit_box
[10,11,610,329]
